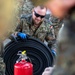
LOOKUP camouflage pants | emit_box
[0,57,5,75]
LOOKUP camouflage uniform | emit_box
[0,41,5,75]
[0,57,5,75]
[18,0,34,13]
[51,6,75,75]
[45,15,62,50]
[16,14,55,44]
[49,15,62,37]
[42,6,75,75]
[22,0,34,14]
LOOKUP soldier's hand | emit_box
[42,66,55,75]
[17,32,27,39]
[45,0,75,19]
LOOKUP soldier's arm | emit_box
[46,26,55,41]
[45,26,56,49]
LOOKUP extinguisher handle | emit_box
[17,51,27,58]
[16,51,32,63]
[17,51,22,55]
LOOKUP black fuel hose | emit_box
[3,37,54,75]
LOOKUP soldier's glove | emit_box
[42,66,55,75]
[17,32,28,39]
[52,50,57,57]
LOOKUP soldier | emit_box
[14,6,56,52]
[41,0,75,75]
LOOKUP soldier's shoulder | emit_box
[20,14,32,20]
[20,14,32,24]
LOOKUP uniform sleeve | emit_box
[15,19,23,32]
[45,26,55,41]
[45,25,56,49]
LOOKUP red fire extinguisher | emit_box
[14,50,33,75]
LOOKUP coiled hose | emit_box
[3,37,54,75]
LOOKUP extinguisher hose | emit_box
[3,37,54,75]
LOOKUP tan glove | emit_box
[42,65,55,75]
